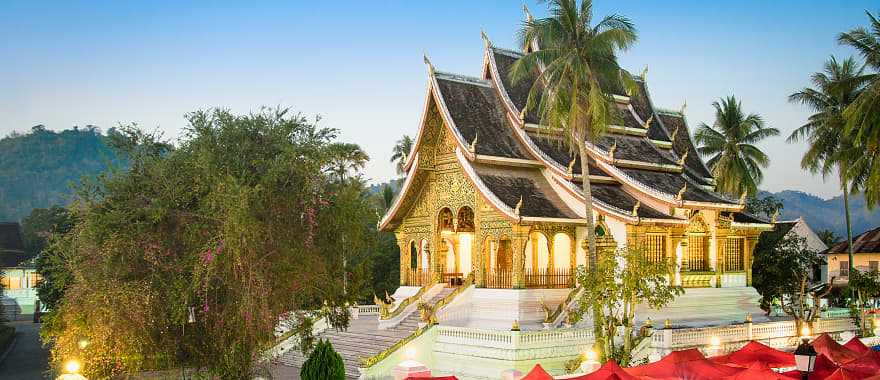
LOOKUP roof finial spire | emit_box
[567,157,577,176]
[423,54,435,77]
[481,29,492,50]
[523,4,534,22]
[771,208,780,224]
[608,141,617,161]
[640,65,648,81]
[739,192,748,205]
[676,184,687,201]
[680,100,687,115]
[632,201,641,217]
[677,151,688,166]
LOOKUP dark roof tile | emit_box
[823,226,880,254]
[435,76,530,160]
[658,113,713,179]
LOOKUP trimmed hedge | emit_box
[300,339,345,380]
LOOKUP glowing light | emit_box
[77,339,89,349]
[709,336,721,348]
[64,359,81,374]
[801,325,811,338]
[405,347,417,360]
[584,348,598,362]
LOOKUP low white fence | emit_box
[651,317,857,355]
[433,325,594,361]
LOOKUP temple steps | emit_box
[277,286,454,379]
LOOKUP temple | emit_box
[378,31,773,329]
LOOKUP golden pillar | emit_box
[715,232,727,288]
[397,238,409,286]
[512,226,529,289]
[745,236,758,286]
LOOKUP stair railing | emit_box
[428,273,475,323]
[551,286,584,327]
[360,273,475,369]
[382,283,430,320]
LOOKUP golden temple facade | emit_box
[379,35,772,291]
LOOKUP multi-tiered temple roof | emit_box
[380,35,762,230]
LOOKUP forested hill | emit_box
[0,126,126,222]
[762,190,880,239]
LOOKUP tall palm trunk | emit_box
[841,166,855,273]
[570,72,604,361]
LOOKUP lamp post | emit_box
[794,338,817,380]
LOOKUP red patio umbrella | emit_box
[843,337,873,355]
[567,361,639,380]
[840,351,880,378]
[625,348,742,379]
[812,334,862,364]
[822,367,870,380]
[718,362,798,380]
[521,364,554,380]
[710,341,795,368]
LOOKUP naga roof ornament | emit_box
[676,151,688,166]
[514,196,523,217]
[676,184,688,201]
[469,132,479,153]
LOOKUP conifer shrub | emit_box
[300,339,345,380]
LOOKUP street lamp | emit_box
[794,338,817,380]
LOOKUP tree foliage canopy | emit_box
[41,108,380,379]
[575,246,682,365]
[695,96,779,197]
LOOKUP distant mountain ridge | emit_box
[0,126,126,222]
[761,190,880,239]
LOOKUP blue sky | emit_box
[1,1,875,199]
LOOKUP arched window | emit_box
[457,206,474,232]
[438,208,454,233]
[409,241,418,269]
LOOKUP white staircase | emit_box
[278,287,454,379]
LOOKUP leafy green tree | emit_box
[300,339,345,380]
[510,1,639,359]
[41,108,374,379]
[574,246,681,365]
[745,194,784,220]
[846,269,880,335]
[390,135,413,176]
[838,11,880,209]
[695,96,780,197]
[788,56,870,276]
[21,206,73,256]
[754,235,829,331]
[817,229,840,246]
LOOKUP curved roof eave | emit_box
[548,175,687,226]
[454,148,520,223]
[378,152,421,231]
[402,72,476,174]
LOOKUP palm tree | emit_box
[839,11,880,209]
[390,135,413,176]
[788,56,871,275]
[694,96,779,197]
[327,143,369,181]
[510,0,637,274]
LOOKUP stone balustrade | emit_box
[651,317,857,355]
